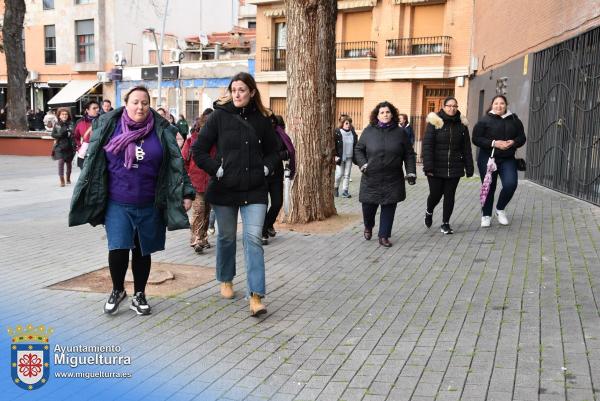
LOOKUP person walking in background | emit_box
[192,72,279,317]
[262,114,294,245]
[182,109,214,254]
[43,109,57,131]
[177,114,189,139]
[473,95,526,227]
[51,108,75,187]
[101,99,114,114]
[334,115,357,198]
[69,86,195,316]
[399,113,415,145]
[73,100,100,169]
[354,101,417,248]
[168,113,184,148]
[421,96,474,235]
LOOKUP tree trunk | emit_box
[284,0,337,224]
[3,0,28,131]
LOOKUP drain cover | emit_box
[4,189,22,192]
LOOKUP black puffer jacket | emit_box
[51,122,75,162]
[472,111,526,159]
[192,100,279,206]
[334,128,358,165]
[354,124,416,205]
[422,110,474,178]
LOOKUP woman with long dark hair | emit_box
[192,72,280,316]
[473,95,526,227]
[354,101,416,247]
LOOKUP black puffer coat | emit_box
[354,124,416,205]
[422,110,474,178]
[472,111,526,159]
[51,122,75,162]
[192,100,279,206]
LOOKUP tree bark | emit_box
[3,0,28,131]
[284,0,337,223]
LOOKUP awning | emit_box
[47,80,99,105]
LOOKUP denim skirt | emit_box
[104,200,166,256]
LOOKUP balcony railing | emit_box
[261,47,286,72]
[386,36,451,56]
[336,41,377,59]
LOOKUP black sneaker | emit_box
[334,188,339,197]
[130,292,151,315]
[104,289,127,315]
[262,236,269,245]
[440,223,454,235]
[266,227,277,237]
[341,191,352,198]
[424,211,433,228]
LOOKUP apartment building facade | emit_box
[467,0,600,205]
[249,0,473,155]
[0,0,252,118]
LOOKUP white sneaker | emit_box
[496,210,509,225]
[481,216,491,228]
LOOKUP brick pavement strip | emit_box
[1,156,599,401]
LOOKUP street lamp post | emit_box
[148,0,170,109]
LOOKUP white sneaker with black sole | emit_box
[104,289,127,315]
[130,292,151,315]
[481,216,492,228]
[496,210,509,225]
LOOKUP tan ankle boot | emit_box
[220,282,234,299]
[59,176,65,187]
[249,293,267,316]
[65,175,71,184]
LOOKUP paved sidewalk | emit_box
[0,155,599,401]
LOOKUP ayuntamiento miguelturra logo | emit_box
[7,324,53,390]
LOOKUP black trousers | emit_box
[426,176,460,223]
[263,176,284,235]
[362,202,397,239]
[108,234,151,293]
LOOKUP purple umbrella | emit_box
[480,148,497,206]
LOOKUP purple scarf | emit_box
[377,121,395,129]
[104,111,155,169]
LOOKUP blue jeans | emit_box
[212,204,267,296]
[477,153,518,216]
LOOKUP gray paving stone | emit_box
[1,157,599,401]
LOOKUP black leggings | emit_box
[426,176,460,223]
[263,177,284,235]
[108,234,151,293]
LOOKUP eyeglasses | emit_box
[444,104,459,108]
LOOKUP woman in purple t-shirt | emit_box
[69,86,195,317]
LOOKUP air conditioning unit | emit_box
[96,72,111,83]
[470,56,479,72]
[27,70,39,81]
[113,50,125,66]
[170,49,183,63]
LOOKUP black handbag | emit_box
[516,158,526,171]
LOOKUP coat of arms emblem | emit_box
[7,324,53,390]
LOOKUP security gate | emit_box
[528,26,600,205]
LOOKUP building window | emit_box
[185,100,199,122]
[44,25,56,64]
[336,98,364,130]
[75,0,92,4]
[75,19,94,62]
[248,21,256,29]
[43,0,54,9]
